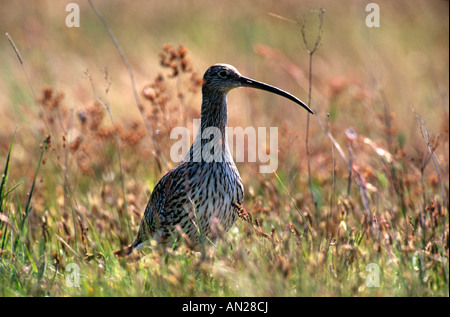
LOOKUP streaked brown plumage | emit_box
[115,64,312,256]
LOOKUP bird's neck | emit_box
[186,88,233,163]
[199,88,228,135]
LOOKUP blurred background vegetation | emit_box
[0,0,448,296]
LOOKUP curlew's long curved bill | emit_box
[239,76,313,114]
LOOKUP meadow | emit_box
[0,0,448,297]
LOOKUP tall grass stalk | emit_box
[300,9,325,210]
[5,33,51,134]
[88,0,168,172]
[86,69,131,241]
[15,136,49,247]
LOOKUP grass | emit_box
[0,0,448,297]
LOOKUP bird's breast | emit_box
[185,161,244,233]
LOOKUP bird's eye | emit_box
[218,70,228,78]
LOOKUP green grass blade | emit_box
[12,136,49,253]
[20,136,49,230]
[0,129,17,203]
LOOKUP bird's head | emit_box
[203,64,313,114]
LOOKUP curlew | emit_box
[115,64,312,256]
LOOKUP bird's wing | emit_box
[133,163,191,247]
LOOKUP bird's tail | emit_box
[113,237,142,257]
[113,243,135,257]
[113,219,151,257]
